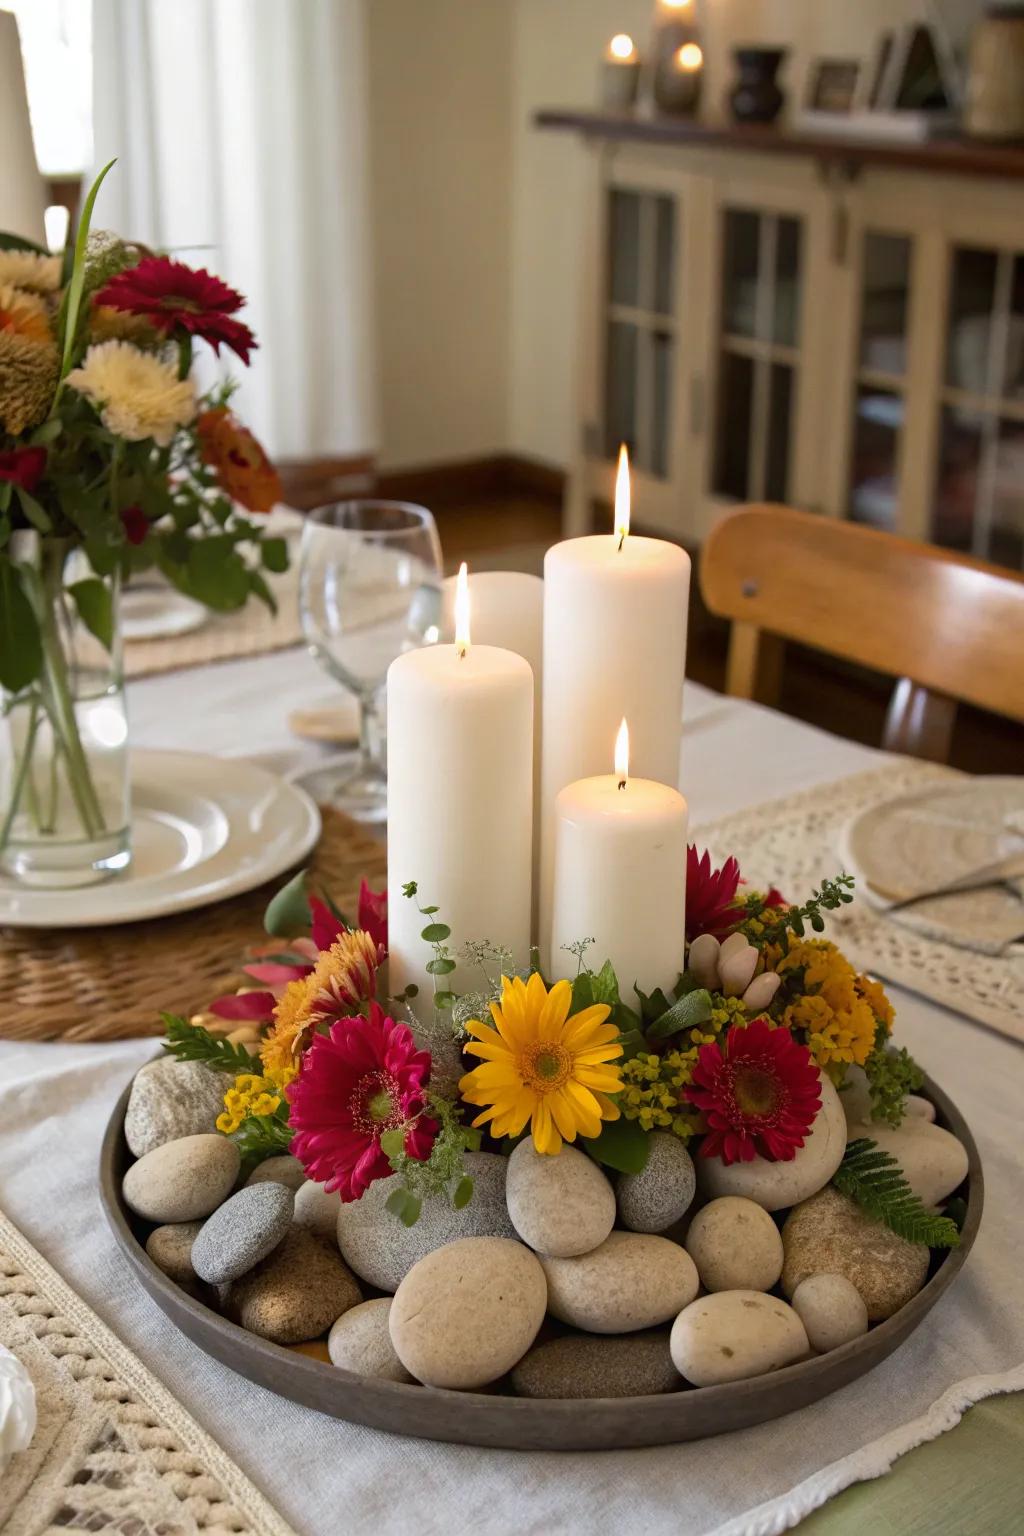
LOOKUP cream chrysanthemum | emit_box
[0,250,62,294]
[66,340,195,446]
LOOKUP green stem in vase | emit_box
[0,695,40,851]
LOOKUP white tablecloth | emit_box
[2,650,1021,1536]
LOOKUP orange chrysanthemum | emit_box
[197,406,282,513]
[259,928,381,1084]
[0,284,52,345]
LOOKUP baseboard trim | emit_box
[377,454,565,509]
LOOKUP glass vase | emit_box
[0,542,130,888]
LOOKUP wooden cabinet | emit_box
[557,119,1024,571]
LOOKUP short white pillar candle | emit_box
[550,720,688,998]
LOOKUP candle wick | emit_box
[617,532,625,553]
[617,777,627,791]
[456,642,467,660]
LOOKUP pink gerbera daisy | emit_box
[686,845,744,941]
[288,1003,437,1201]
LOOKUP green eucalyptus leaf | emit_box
[647,987,714,1042]
[399,1194,422,1228]
[432,990,457,1008]
[581,1116,650,1175]
[261,537,288,574]
[452,1175,474,1210]
[263,868,310,936]
[425,956,456,976]
[0,559,42,691]
[67,577,113,650]
[379,1129,406,1159]
[420,922,451,943]
[385,1188,410,1220]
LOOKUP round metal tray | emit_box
[99,1070,982,1451]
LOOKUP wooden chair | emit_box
[699,504,1024,762]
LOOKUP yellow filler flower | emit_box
[459,973,624,1155]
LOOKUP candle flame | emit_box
[609,33,635,60]
[677,42,703,71]
[454,561,470,657]
[614,442,630,548]
[615,717,629,788]
[661,0,692,9]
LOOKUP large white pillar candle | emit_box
[387,566,534,1006]
[550,721,688,997]
[441,570,544,937]
[540,447,690,963]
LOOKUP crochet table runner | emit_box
[0,1210,295,1536]
[695,759,1022,1046]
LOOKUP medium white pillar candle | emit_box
[550,722,688,997]
[387,567,534,1006]
[540,447,690,964]
[441,569,544,936]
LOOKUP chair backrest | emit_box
[700,505,1024,745]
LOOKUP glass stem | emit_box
[358,690,383,773]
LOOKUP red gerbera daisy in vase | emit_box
[94,256,257,364]
[288,1003,437,1201]
[686,1016,822,1165]
[686,845,744,941]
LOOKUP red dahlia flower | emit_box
[0,445,47,492]
[288,1003,437,1201]
[686,1016,822,1165]
[94,257,257,364]
[686,845,744,941]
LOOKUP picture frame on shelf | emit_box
[805,58,861,115]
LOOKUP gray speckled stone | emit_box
[145,1222,203,1285]
[336,1152,516,1292]
[616,1133,696,1234]
[124,1056,228,1157]
[225,1226,362,1344]
[245,1156,305,1192]
[123,1134,240,1223]
[191,1183,294,1284]
[328,1299,413,1382]
[511,1329,681,1398]
[505,1141,615,1257]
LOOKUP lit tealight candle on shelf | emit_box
[539,444,690,965]
[601,33,641,111]
[387,562,534,1003]
[654,40,704,114]
[549,719,688,996]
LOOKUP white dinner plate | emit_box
[0,750,321,928]
[121,585,208,641]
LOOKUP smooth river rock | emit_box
[845,1118,968,1208]
[671,1292,809,1386]
[390,1237,547,1389]
[685,1196,783,1293]
[616,1133,696,1234]
[698,1071,847,1212]
[294,1180,343,1240]
[511,1330,680,1399]
[145,1222,203,1285]
[505,1141,615,1257]
[782,1185,929,1322]
[123,1133,240,1223]
[246,1155,306,1192]
[328,1299,414,1383]
[124,1056,228,1157]
[191,1183,294,1284]
[541,1231,699,1334]
[791,1273,869,1353]
[336,1152,516,1292]
[226,1226,362,1344]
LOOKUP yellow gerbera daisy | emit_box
[458,972,624,1156]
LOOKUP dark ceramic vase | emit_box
[729,47,787,124]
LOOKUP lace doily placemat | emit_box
[695,760,1024,1046]
[0,1211,295,1536]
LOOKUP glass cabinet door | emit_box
[847,231,913,533]
[604,188,677,480]
[934,246,1024,569]
[711,207,803,503]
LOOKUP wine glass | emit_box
[299,501,443,820]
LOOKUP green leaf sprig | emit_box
[833,1137,961,1248]
[161,1013,256,1075]
[756,873,855,950]
[402,881,457,1014]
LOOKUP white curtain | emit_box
[91,0,378,461]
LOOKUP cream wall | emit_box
[366,0,514,469]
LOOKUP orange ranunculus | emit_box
[0,284,53,346]
[196,406,282,513]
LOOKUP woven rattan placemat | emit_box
[122,570,303,678]
[1,807,386,1043]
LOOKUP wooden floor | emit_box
[434,494,1024,777]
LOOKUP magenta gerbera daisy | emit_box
[288,1003,437,1201]
[686,845,744,941]
[94,256,257,364]
[685,1016,822,1165]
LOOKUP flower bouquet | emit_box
[122,846,972,1404]
[0,163,283,886]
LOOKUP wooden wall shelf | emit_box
[535,109,1024,182]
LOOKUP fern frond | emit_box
[161,1013,256,1076]
[833,1137,961,1249]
